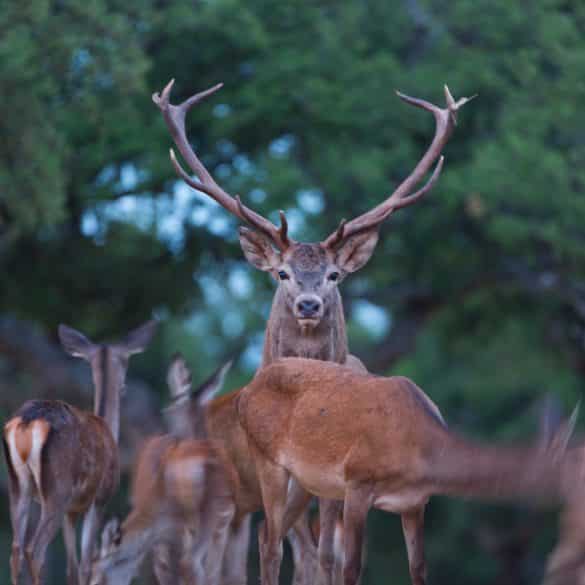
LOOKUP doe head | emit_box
[58,319,159,398]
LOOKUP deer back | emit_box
[239,359,444,478]
[239,358,572,505]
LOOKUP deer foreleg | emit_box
[257,458,290,585]
[316,499,343,585]
[342,486,372,585]
[401,506,427,585]
[283,480,316,585]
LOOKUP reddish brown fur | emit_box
[206,393,263,520]
[238,358,573,585]
[3,402,118,585]
[3,321,156,585]
[154,81,472,585]
[91,434,237,585]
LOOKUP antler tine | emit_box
[323,86,474,249]
[153,80,291,251]
[235,196,291,249]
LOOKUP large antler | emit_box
[153,80,291,250]
[322,85,475,250]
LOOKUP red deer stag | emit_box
[238,358,577,585]
[153,81,473,585]
[3,321,157,585]
[89,356,236,585]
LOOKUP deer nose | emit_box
[297,299,321,316]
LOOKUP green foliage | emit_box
[1,0,585,583]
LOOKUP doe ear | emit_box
[58,324,97,360]
[334,228,379,274]
[239,227,281,272]
[116,319,158,357]
[194,359,233,406]
[167,353,192,401]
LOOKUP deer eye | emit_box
[328,271,340,282]
[278,270,290,281]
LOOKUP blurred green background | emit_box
[1,0,585,583]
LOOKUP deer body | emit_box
[3,321,157,585]
[90,434,236,585]
[92,356,235,585]
[4,401,119,585]
[238,358,572,585]
[5,401,118,513]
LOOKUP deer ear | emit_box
[58,325,97,360]
[194,360,232,406]
[334,228,379,273]
[116,320,158,357]
[167,353,192,401]
[239,227,281,272]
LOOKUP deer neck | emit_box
[92,348,121,444]
[262,287,348,366]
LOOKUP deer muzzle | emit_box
[294,294,324,326]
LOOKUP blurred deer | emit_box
[155,354,233,584]
[3,321,157,585]
[154,80,473,585]
[542,439,585,585]
[238,358,577,585]
[89,356,236,585]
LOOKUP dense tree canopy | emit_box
[1,1,585,583]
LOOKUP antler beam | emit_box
[153,80,291,250]
[323,85,475,249]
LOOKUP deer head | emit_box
[164,353,232,439]
[58,320,158,441]
[89,517,138,585]
[153,82,473,360]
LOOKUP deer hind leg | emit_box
[401,506,427,585]
[78,503,103,585]
[26,498,66,585]
[63,512,79,585]
[221,515,251,585]
[315,499,343,585]
[342,486,372,585]
[256,458,290,585]
[196,474,236,585]
[8,480,33,585]
[152,538,184,585]
[4,430,33,585]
